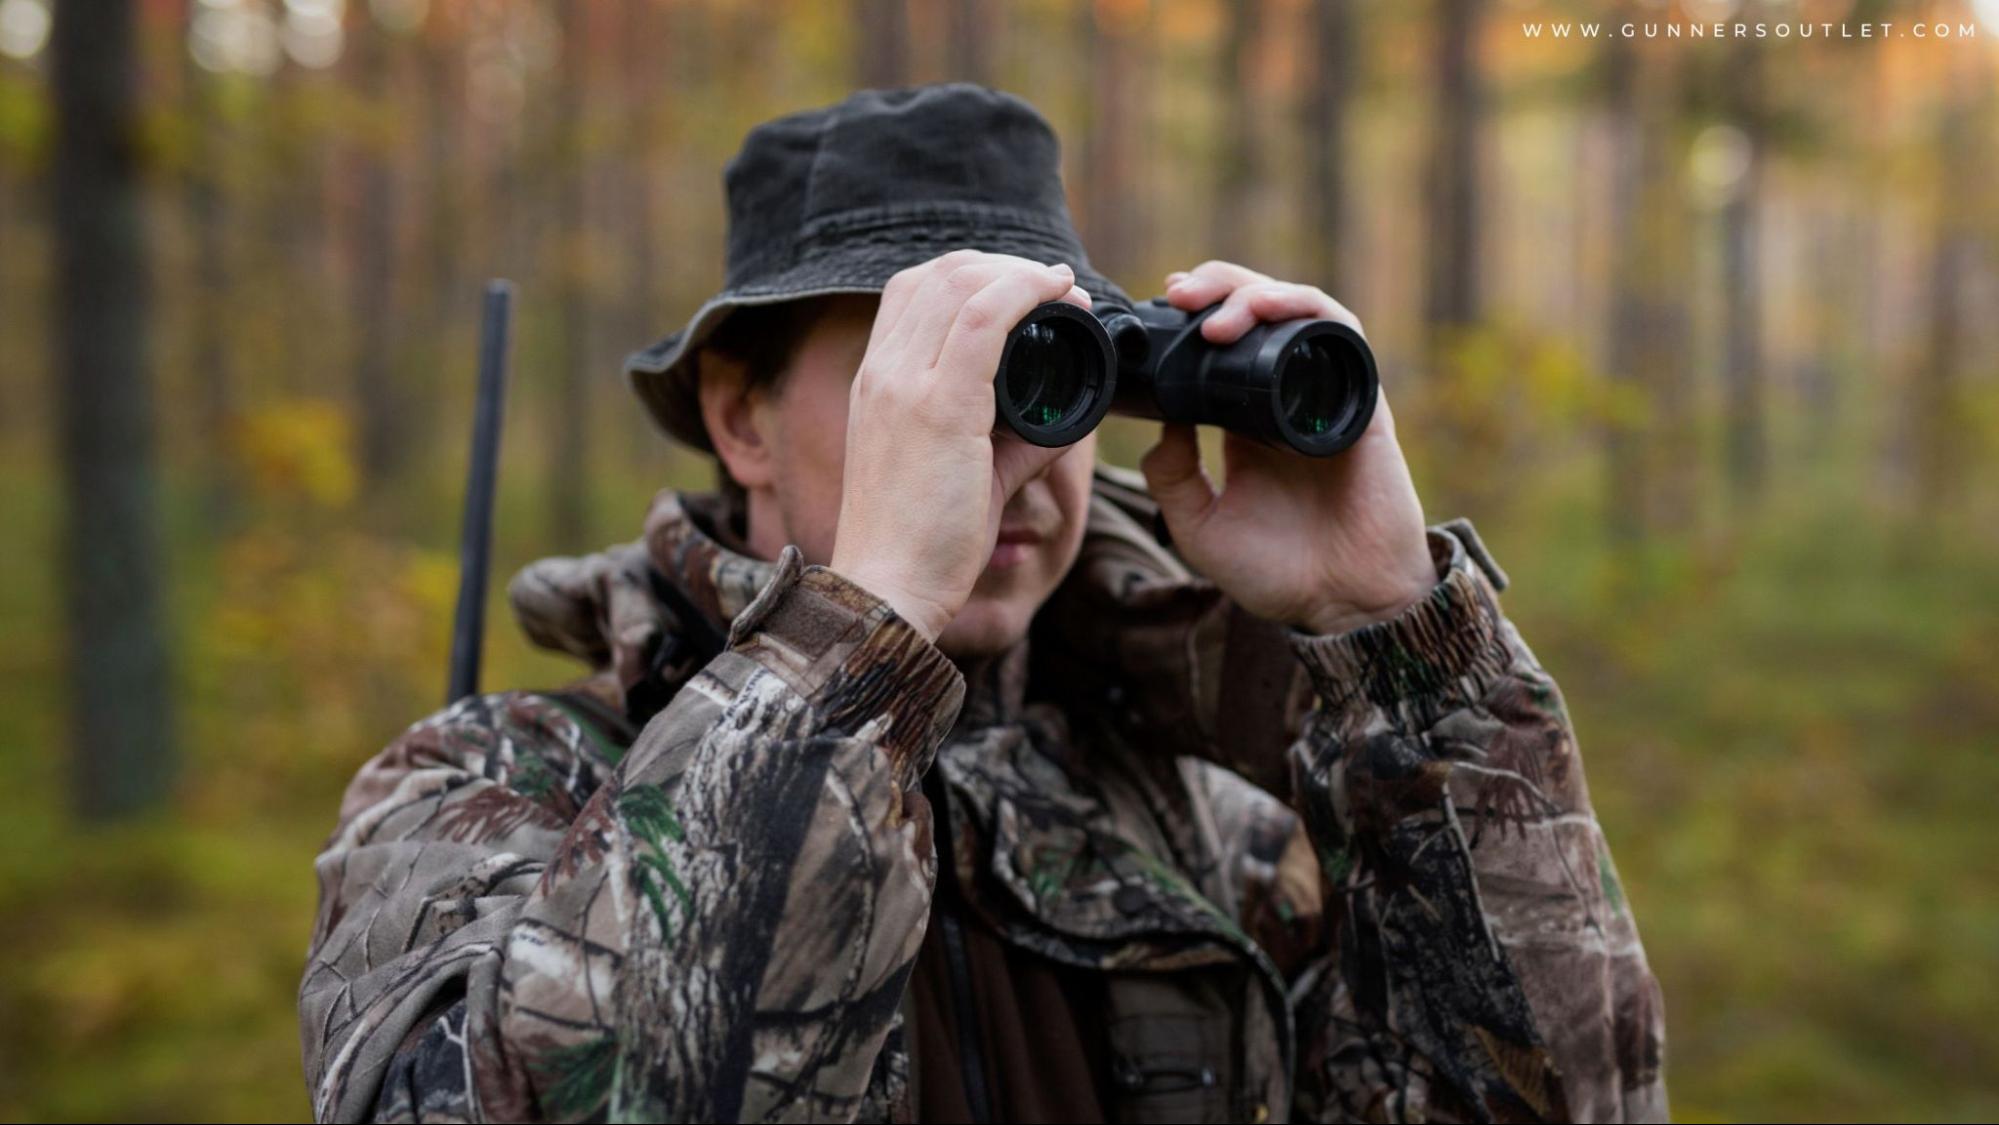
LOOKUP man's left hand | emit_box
[1140,260,1437,636]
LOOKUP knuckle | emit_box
[1213,259,1272,285]
[955,297,999,335]
[909,385,960,431]
[869,382,919,421]
[884,266,922,296]
[944,264,990,296]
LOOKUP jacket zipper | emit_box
[938,907,992,1124]
[926,770,993,1124]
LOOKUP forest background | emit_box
[3,0,1997,1119]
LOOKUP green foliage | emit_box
[532,1035,617,1121]
[619,783,691,937]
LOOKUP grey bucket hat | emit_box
[625,83,1130,452]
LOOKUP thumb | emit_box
[991,435,1070,504]
[1140,423,1218,537]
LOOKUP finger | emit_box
[884,253,1061,368]
[1164,270,1190,287]
[1201,283,1341,344]
[871,247,984,353]
[933,261,1079,382]
[1164,259,1269,311]
[1231,284,1365,337]
[1139,422,1218,536]
[877,252,1012,360]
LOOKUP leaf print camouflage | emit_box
[300,473,1666,1123]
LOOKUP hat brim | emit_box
[626,239,1128,453]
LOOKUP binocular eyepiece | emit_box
[995,296,1379,456]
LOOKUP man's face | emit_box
[733,296,1097,660]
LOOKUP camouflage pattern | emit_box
[300,469,1667,1122]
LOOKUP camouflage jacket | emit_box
[299,467,1667,1123]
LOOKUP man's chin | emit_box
[934,596,1034,660]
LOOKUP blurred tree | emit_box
[549,0,593,548]
[1210,0,1259,257]
[1305,0,1354,294]
[1914,61,1988,519]
[180,1,235,529]
[51,0,177,818]
[946,0,996,87]
[1600,15,1685,544]
[856,0,911,88]
[1423,0,1483,338]
[256,36,331,404]
[1080,0,1143,274]
[420,10,462,348]
[350,16,405,491]
[1720,34,1767,504]
[621,0,660,346]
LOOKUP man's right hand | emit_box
[829,250,1092,641]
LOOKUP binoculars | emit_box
[995,297,1379,456]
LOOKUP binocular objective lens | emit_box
[1278,338,1347,437]
[1005,319,1092,429]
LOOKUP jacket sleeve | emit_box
[1283,522,1668,1123]
[299,550,964,1123]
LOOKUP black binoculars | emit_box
[994,297,1379,456]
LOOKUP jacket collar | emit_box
[508,486,1033,728]
[641,490,774,627]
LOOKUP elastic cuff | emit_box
[1289,527,1509,713]
[728,548,966,788]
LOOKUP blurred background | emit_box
[2,0,1996,1119]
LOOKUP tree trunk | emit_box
[549,1,593,548]
[946,0,996,86]
[52,0,177,819]
[1305,0,1354,293]
[1080,0,1140,276]
[351,20,404,490]
[623,0,666,461]
[1603,29,1693,545]
[1210,0,1260,258]
[1914,71,1983,518]
[1424,0,1483,336]
[1719,36,1766,503]
[1601,21,1647,546]
[183,14,235,529]
[855,0,911,89]
[422,24,460,344]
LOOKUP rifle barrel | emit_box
[447,280,515,705]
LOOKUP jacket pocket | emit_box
[1103,972,1239,1124]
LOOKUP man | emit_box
[300,84,1666,1123]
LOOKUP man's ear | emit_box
[696,350,778,490]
